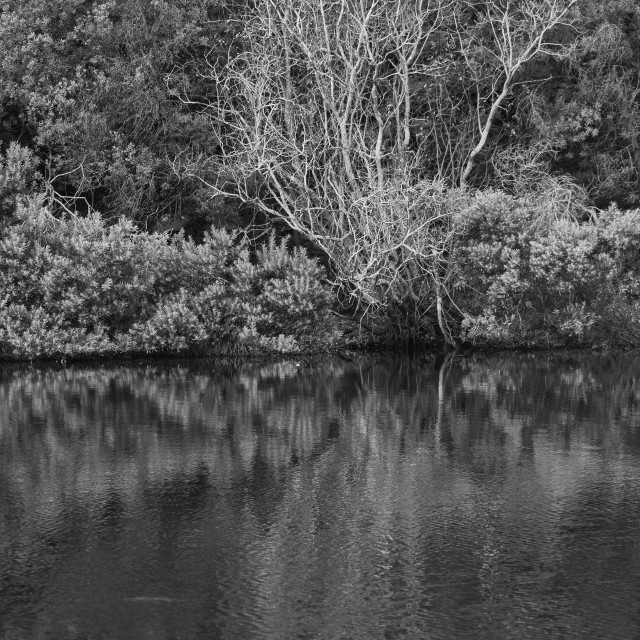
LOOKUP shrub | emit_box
[0,303,115,360]
[453,193,640,348]
[229,235,336,353]
[588,205,640,345]
[0,200,335,360]
[453,192,606,347]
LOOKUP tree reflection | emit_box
[2,354,640,638]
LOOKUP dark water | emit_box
[1,354,640,639]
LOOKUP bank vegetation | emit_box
[2,0,640,358]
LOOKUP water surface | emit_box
[1,354,640,639]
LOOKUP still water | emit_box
[1,354,640,639]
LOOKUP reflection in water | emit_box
[1,355,640,639]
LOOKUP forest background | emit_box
[2,0,640,359]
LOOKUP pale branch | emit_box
[459,0,577,187]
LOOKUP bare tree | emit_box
[174,0,577,344]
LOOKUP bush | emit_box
[229,236,335,353]
[588,205,640,345]
[452,193,640,348]
[453,192,608,347]
[0,200,335,360]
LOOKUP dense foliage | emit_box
[453,193,640,347]
[2,0,640,356]
[0,0,242,227]
[0,198,334,359]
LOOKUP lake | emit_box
[1,354,640,639]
